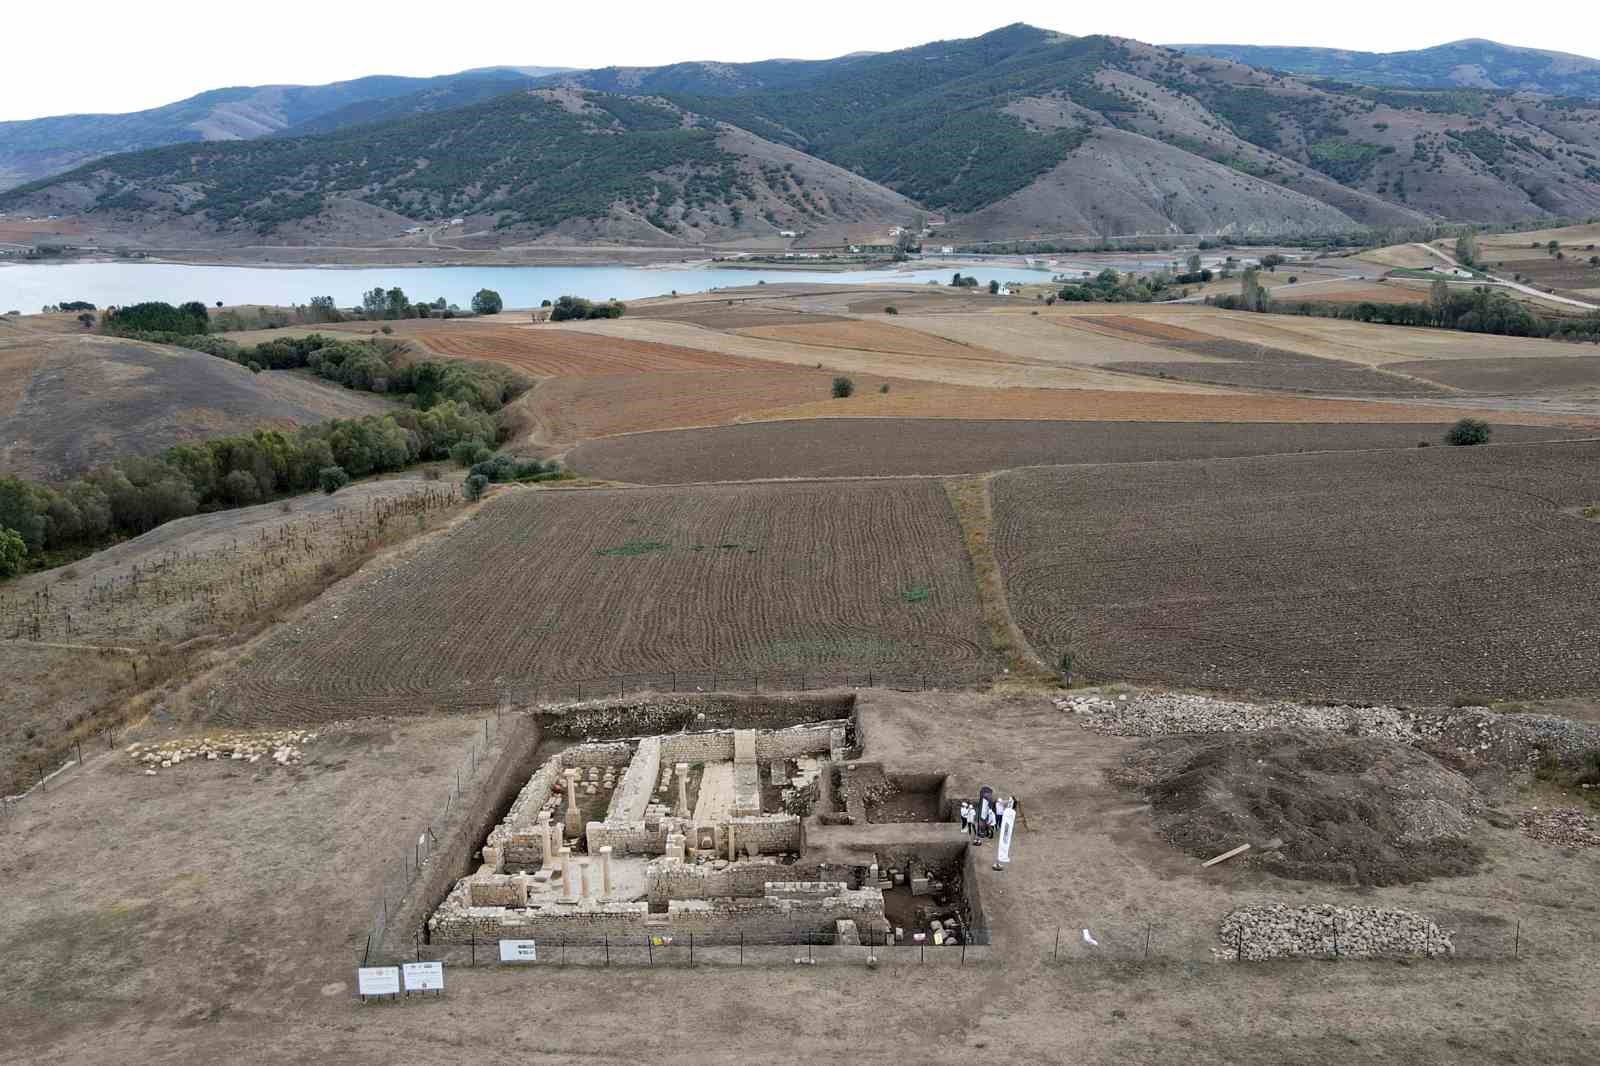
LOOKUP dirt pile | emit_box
[1113,729,1484,885]
[1518,807,1600,848]
[1060,692,1600,769]
[1217,903,1455,961]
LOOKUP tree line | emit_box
[1210,278,1600,342]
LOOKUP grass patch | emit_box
[595,540,671,557]
[943,475,1057,687]
[900,583,931,604]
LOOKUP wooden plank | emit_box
[1201,843,1251,868]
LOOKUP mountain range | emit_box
[1174,40,1600,98]
[3,26,1599,247]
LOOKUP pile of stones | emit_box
[128,730,317,774]
[1216,903,1454,961]
[1056,691,1600,768]
[1518,806,1600,848]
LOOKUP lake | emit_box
[0,261,1050,311]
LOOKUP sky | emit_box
[3,0,1597,122]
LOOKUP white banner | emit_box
[499,939,538,962]
[996,807,1016,864]
[356,966,400,997]
[402,961,444,992]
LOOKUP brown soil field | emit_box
[1353,243,1446,270]
[0,334,394,479]
[7,690,1597,1064]
[567,419,1579,484]
[1278,279,1431,305]
[207,480,995,722]
[737,319,1010,360]
[742,384,1586,427]
[1065,315,1223,344]
[518,367,918,445]
[1491,255,1600,293]
[1477,222,1600,250]
[1386,356,1600,394]
[994,440,1600,704]
[417,326,755,377]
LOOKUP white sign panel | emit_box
[402,961,444,992]
[499,938,538,962]
[357,966,401,996]
[996,807,1017,864]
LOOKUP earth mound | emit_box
[1113,729,1483,885]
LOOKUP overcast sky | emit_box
[4,0,1596,122]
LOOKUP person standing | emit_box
[958,800,972,836]
[977,785,994,839]
[982,799,997,840]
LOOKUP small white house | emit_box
[778,229,798,238]
[997,286,1015,297]
[449,217,465,225]
[939,245,954,255]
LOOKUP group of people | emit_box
[958,785,1015,847]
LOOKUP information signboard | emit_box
[499,939,538,962]
[402,961,444,993]
[356,966,401,998]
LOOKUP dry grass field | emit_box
[0,333,393,479]
[994,440,1600,704]
[567,419,1578,484]
[206,480,994,723]
[736,319,1010,361]
[0,479,465,793]
[418,325,757,377]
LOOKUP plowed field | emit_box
[567,419,1578,483]
[519,367,917,444]
[1386,356,1600,394]
[993,440,1600,703]
[209,480,994,722]
[740,384,1575,427]
[415,326,754,377]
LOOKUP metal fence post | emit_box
[1236,927,1243,961]
[605,935,610,967]
[1143,923,1152,961]
[689,932,694,969]
[648,936,653,966]
[1514,920,1521,959]
[740,931,744,966]
[1053,925,1060,962]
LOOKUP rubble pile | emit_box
[128,730,317,774]
[1518,806,1600,848]
[1057,692,1600,768]
[1216,903,1455,961]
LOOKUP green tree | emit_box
[385,287,410,319]
[361,287,388,319]
[1455,233,1479,267]
[1239,268,1268,313]
[1445,418,1491,446]
[464,473,490,501]
[831,376,854,398]
[988,279,1001,295]
[0,526,25,577]
[471,289,504,315]
[0,479,46,552]
[318,466,351,494]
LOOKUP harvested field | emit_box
[993,441,1600,703]
[736,319,1009,360]
[1065,315,1224,344]
[1108,351,1449,397]
[567,419,1578,483]
[417,325,754,377]
[517,366,917,445]
[1277,280,1430,305]
[0,334,393,479]
[1113,731,1483,886]
[1387,356,1600,394]
[207,480,995,722]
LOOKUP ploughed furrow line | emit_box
[207,480,997,723]
[992,441,1600,704]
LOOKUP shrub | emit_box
[1444,418,1491,446]
[884,306,898,315]
[464,473,490,501]
[831,376,854,399]
[879,383,890,394]
[0,526,26,577]
[380,325,393,335]
[318,466,351,494]
[471,288,504,315]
